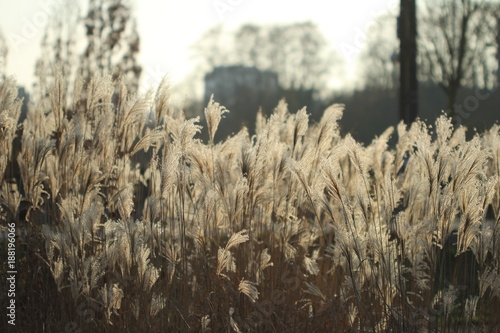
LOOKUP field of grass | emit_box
[1,73,499,332]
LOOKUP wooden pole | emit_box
[398,0,418,124]
[496,17,500,85]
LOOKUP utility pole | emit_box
[398,0,418,124]
[496,16,500,86]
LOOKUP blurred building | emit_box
[204,66,281,141]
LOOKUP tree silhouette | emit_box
[81,0,141,93]
[0,29,7,80]
[360,14,399,90]
[193,22,338,94]
[35,0,80,97]
[419,0,498,116]
[36,0,142,96]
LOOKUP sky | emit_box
[0,0,399,100]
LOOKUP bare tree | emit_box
[234,24,266,68]
[419,0,498,115]
[36,0,142,95]
[260,22,336,92]
[497,16,500,83]
[360,14,399,90]
[81,0,142,93]
[35,0,80,96]
[0,29,7,80]
[191,25,231,70]
[193,22,338,94]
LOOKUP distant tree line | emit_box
[1,0,499,145]
[192,22,339,94]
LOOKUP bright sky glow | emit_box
[0,0,399,99]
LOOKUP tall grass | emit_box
[0,72,499,332]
